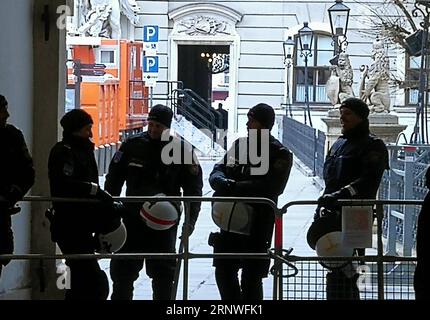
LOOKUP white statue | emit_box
[360,38,391,113]
[119,0,140,25]
[74,0,140,38]
[325,52,355,106]
[326,66,340,106]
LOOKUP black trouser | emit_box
[326,270,360,300]
[0,213,13,277]
[215,264,264,300]
[56,230,109,300]
[414,263,430,300]
[210,231,270,300]
[110,217,178,300]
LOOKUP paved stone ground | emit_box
[98,159,322,300]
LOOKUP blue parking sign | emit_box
[143,56,159,73]
[143,25,159,43]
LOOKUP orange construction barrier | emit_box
[80,81,120,147]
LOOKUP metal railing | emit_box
[0,196,278,301]
[0,196,423,300]
[177,88,217,136]
[128,80,184,109]
[282,116,326,177]
[278,199,422,300]
[380,144,430,256]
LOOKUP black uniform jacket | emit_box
[48,134,101,232]
[323,121,389,200]
[105,132,203,225]
[209,135,293,242]
[0,124,35,205]
[0,124,34,258]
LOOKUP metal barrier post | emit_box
[386,161,397,255]
[182,203,190,300]
[403,146,416,256]
[376,203,385,300]
[150,87,154,108]
[312,129,316,176]
[39,259,46,293]
[273,210,283,300]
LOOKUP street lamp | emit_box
[328,0,350,58]
[283,36,295,64]
[298,22,314,127]
[201,52,214,108]
[410,0,430,144]
[283,36,295,117]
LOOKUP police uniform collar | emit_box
[62,134,94,150]
[141,131,173,144]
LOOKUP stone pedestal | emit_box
[322,109,342,153]
[322,110,407,155]
[368,113,408,144]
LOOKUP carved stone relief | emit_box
[177,16,232,36]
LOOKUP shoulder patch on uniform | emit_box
[113,151,123,163]
[63,162,74,176]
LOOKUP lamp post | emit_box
[411,0,430,144]
[298,22,314,127]
[201,52,214,108]
[283,36,295,117]
[328,0,350,62]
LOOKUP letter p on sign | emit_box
[144,25,159,43]
[143,56,159,73]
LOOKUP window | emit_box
[224,72,230,85]
[405,54,423,106]
[294,33,332,104]
[101,50,115,64]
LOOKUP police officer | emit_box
[414,166,430,300]
[0,95,35,277]
[48,109,114,300]
[209,103,293,300]
[105,104,203,300]
[217,103,228,149]
[315,97,389,300]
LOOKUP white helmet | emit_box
[315,231,354,269]
[140,194,179,230]
[96,219,127,253]
[212,202,254,235]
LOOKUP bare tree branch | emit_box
[393,0,417,31]
[352,0,417,50]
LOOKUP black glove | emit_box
[180,222,195,240]
[317,189,350,210]
[313,206,338,221]
[0,196,21,215]
[96,187,114,204]
[112,201,128,218]
[212,176,236,194]
[317,194,338,209]
[0,186,22,210]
